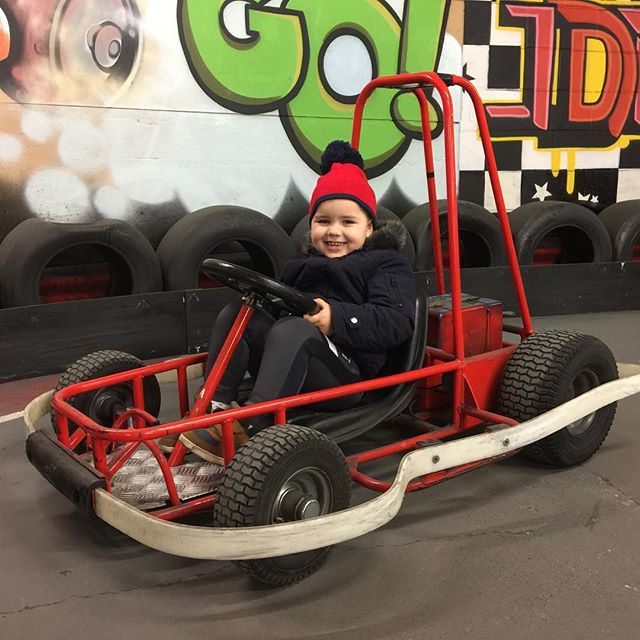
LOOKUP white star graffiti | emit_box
[591,195,599,204]
[532,182,552,201]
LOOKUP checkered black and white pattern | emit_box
[458,0,632,213]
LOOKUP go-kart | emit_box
[24,72,640,586]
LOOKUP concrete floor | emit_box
[1,311,639,640]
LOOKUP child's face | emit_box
[310,199,373,258]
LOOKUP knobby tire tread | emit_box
[497,330,617,465]
[51,351,147,431]
[214,425,350,586]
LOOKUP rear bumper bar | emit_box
[26,430,106,514]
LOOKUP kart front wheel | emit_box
[497,330,618,466]
[213,424,351,586]
[51,350,161,452]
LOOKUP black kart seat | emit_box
[293,273,429,442]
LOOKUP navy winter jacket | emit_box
[280,220,416,378]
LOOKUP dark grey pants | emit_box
[204,300,363,432]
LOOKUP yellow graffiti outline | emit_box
[578,0,640,5]
[487,0,640,195]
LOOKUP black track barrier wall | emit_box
[2,262,640,381]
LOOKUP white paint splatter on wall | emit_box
[0,0,459,241]
[25,167,91,220]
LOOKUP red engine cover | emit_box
[427,293,503,356]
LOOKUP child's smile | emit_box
[311,199,373,258]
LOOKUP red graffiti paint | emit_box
[486,1,640,150]
[485,5,554,130]
[0,7,9,62]
[486,105,530,118]
[619,8,640,126]
[568,29,622,124]
[510,4,555,131]
[556,0,636,139]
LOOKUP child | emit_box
[180,140,416,463]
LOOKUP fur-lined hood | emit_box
[298,219,408,255]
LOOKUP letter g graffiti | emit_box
[179,0,449,174]
[178,0,308,113]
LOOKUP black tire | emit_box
[377,206,415,266]
[0,219,162,308]
[496,331,618,467]
[156,206,296,291]
[508,201,612,265]
[214,424,351,586]
[273,205,308,236]
[403,200,507,271]
[51,350,161,452]
[598,201,640,261]
[290,205,416,266]
[289,215,309,253]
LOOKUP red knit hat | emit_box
[309,141,377,220]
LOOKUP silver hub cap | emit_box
[272,467,332,522]
[565,368,601,435]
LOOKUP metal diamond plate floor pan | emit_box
[105,447,224,510]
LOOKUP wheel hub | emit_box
[273,467,332,522]
[88,385,132,425]
[566,368,601,435]
[298,498,321,519]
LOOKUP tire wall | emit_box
[0,218,163,307]
[455,1,640,266]
[0,2,462,252]
[2,2,640,309]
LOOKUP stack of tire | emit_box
[598,201,640,262]
[400,199,506,271]
[397,199,640,270]
[508,201,612,265]
[0,206,298,308]
[156,206,296,291]
[505,200,640,266]
[2,197,640,309]
[0,218,163,308]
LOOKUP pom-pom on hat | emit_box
[309,140,377,220]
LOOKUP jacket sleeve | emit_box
[329,254,416,352]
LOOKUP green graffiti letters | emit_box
[394,0,451,138]
[178,0,308,112]
[282,0,406,175]
[178,0,450,174]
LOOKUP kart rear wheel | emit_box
[497,331,618,466]
[214,424,351,586]
[51,350,161,452]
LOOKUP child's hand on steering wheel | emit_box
[304,298,333,336]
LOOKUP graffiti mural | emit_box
[488,0,640,187]
[0,7,9,63]
[459,0,640,211]
[4,0,640,248]
[0,0,460,245]
[0,0,142,104]
[178,0,451,175]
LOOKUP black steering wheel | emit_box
[202,259,319,316]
